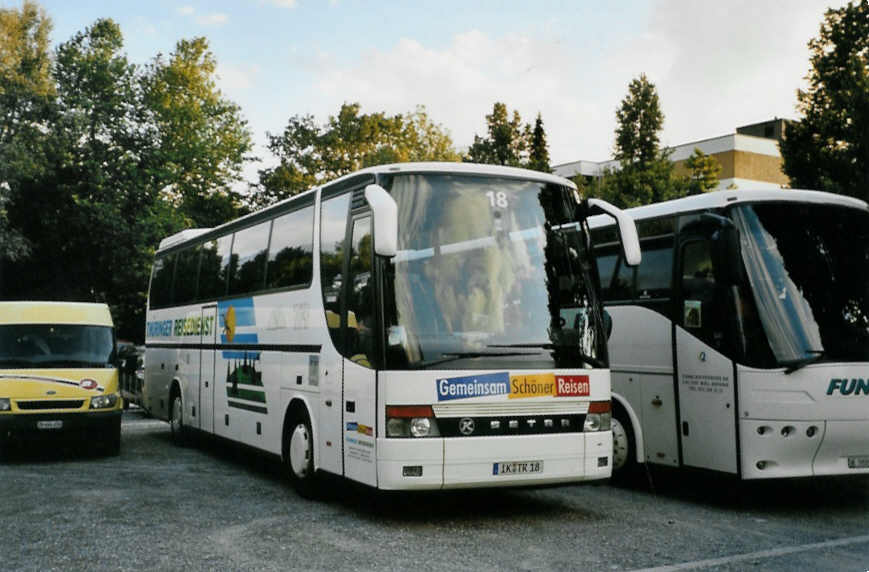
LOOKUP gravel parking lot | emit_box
[2,409,869,571]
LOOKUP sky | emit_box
[16,0,847,185]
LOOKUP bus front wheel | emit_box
[611,412,636,481]
[285,412,318,498]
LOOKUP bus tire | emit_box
[611,410,637,482]
[284,409,318,498]
[169,390,187,446]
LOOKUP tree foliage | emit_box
[614,74,663,167]
[591,75,721,208]
[254,103,459,206]
[527,113,551,173]
[466,102,529,167]
[142,37,253,227]
[780,0,869,200]
[0,0,54,262]
[684,148,722,196]
[0,5,251,341]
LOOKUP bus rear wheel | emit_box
[284,413,318,498]
[169,392,187,446]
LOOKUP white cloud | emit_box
[217,63,261,91]
[196,12,229,26]
[313,30,608,164]
[305,1,849,166]
[269,0,298,7]
[176,5,194,16]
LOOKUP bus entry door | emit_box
[675,239,738,473]
[199,305,217,434]
[341,215,378,486]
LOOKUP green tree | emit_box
[0,0,54,265]
[527,113,551,173]
[684,148,722,195]
[593,74,684,208]
[614,74,663,167]
[780,0,869,199]
[142,37,253,227]
[254,103,459,206]
[466,102,530,167]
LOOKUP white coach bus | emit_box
[143,162,640,494]
[591,189,869,480]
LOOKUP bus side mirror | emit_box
[364,184,398,258]
[584,198,641,267]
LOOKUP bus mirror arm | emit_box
[581,198,642,267]
[364,184,398,258]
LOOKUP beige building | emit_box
[553,119,790,191]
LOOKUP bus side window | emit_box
[320,194,352,353]
[266,205,314,289]
[228,221,270,296]
[680,240,722,346]
[635,237,673,300]
[174,246,201,304]
[198,235,233,301]
[346,216,374,367]
[149,253,176,309]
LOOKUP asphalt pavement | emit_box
[2,409,868,571]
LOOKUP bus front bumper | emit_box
[376,431,612,490]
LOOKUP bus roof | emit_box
[0,301,114,326]
[589,189,868,229]
[156,162,577,254]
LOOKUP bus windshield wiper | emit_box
[782,349,825,374]
[487,343,607,369]
[412,350,538,370]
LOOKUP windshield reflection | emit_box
[382,174,605,370]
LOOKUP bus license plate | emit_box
[37,420,63,430]
[493,460,543,475]
[848,455,869,469]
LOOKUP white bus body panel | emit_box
[739,363,869,479]
[608,306,676,466]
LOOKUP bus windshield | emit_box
[0,324,116,368]
[382,173,606,370]
[733,202,869,366]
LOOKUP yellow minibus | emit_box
[0,302,122,455]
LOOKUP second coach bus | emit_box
[143,162,640,494]
[591,189,869,480]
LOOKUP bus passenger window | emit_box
[149,253,176,308]
[266,206,314,289]
[228,222,270,296]
[198,235,233,301]
[174,246,201,304]
[346,217,374,367]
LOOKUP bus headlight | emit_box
[90,393,119,410]
[583,401,612,432]
[386,405,441,438]
[0,398,10,411]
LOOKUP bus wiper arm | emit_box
[413,350,538,370]
[782,349,825,374]
[487,343,607,369]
